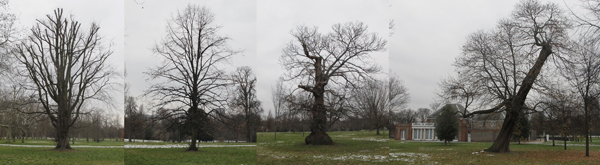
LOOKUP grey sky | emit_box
[8,0,125,123]
[391,0,583,112]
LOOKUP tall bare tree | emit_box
[146,5,236,151]
[281,22,386,145]
[15,8,114,150]
[456,0,571,152]
[229,66,262,142]
[561,37,600,156]
[271,80,287,140]
[567,0,600,156]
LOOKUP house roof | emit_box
[428,103,465,119]
[473,112,505,121]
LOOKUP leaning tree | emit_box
[15,8,114,150]
[146,5,236,151]
[456,0,571,152]
[281,22,386,145]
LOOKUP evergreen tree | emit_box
[513,113,530,144]
[435,104,459,145]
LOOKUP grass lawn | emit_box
[257,131,389,164]
[390,140,600,164]
[124,146,257,164]
[1,138,124,146]
[125,141,252,146]
[0,146,123,164]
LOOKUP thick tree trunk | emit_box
[376,128,380,135]
[305,86,333,145]
[485,107,518,152]
[55,126,71,150]
[189,127,198,151]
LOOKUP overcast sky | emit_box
[6,0,587,122]
[392,0,582,112]
[7,0,124,123]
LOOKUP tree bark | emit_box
[305,85,333,145]
[55,125,71,150]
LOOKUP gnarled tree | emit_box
[281,22,386,145]
[146,5,236,151]
[15,8,114,150]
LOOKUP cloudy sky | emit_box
[392,0,582,112]
[7,0,124,122]
[6,0,587,121]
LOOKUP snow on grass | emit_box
[351,137,388,142]
[311,154,389,162]
[388,152,430,163]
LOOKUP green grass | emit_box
[0,146,123,164]
[257,131,389,164]
[390,140,600,164]
[1,139,124,146]
[124,147,257,164]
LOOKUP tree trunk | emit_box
[55,125,71,150]
[5,127,11,143]
[189,127,198,151]
[376,128,380,135]
[585,100,590,156]
[552,134,555,146]
[485,105,518,152]
[305,85,333,145]
[564,135,567,150]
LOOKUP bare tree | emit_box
[560,37,600,156]
[565,0,600,156]
[271,80,287,140]
[228,66,262,142]
[145,5,236,151]
[416,108,431,123]
[15,9,114,150]
[352,76,409,135]
[281,22,386,145]
[456,0,571,152]
[0,0,16,72]
[437,75,486,117]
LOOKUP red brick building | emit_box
[395,103,504,142]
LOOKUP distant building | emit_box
[395,103,504,142]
